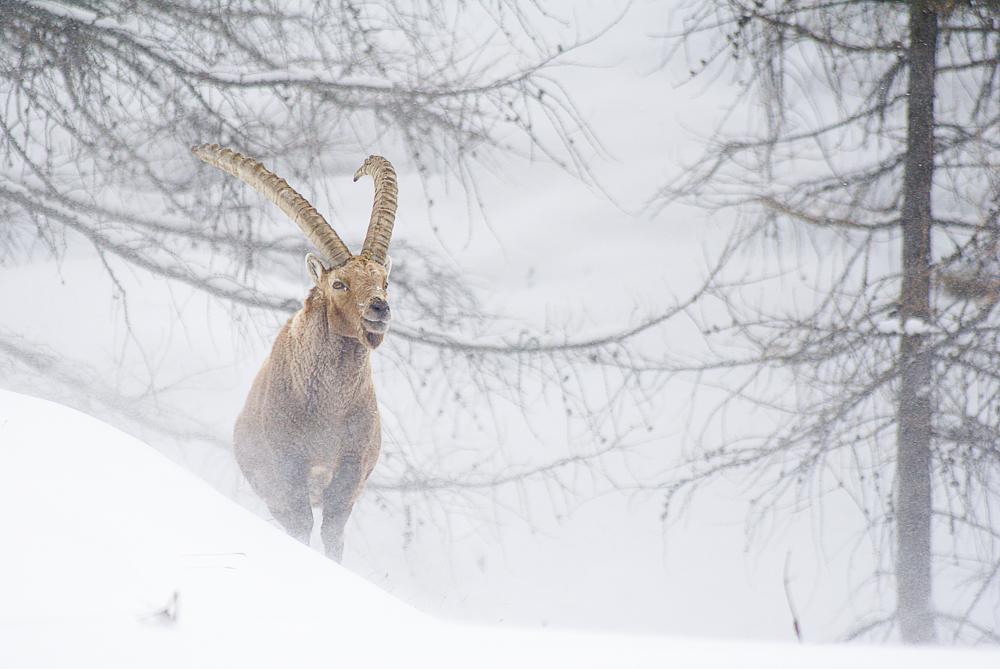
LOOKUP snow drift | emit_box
[0,390,996,668]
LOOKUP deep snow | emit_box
[1,389,997,668]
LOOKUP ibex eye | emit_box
[333,281,346,291]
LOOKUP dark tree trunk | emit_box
[896,1,938,645]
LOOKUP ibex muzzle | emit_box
[192,144,396,562]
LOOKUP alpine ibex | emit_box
[192,144,395,562]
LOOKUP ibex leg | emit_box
[320,459,366,562]
[269,502,313,546]
[263,456,313,545]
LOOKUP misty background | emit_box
[2,0,999,645]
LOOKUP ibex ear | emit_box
[382,254,392,279]
[305,253,326,287]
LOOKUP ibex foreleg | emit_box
[263,455,314,545]
[320,458,368,562]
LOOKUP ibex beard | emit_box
[192,145,396,562]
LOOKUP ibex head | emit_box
[192,145,396,349]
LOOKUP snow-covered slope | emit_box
[0,389,996,668]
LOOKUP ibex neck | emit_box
[282,293,373,400]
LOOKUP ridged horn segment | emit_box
[354,155,397,265]
[191,144,353,268]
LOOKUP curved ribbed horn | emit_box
[191,144,353,268]
[354,155,397,265]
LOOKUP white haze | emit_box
[0,0,981,651]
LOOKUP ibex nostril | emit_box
[369,298,390,319]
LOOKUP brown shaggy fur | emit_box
[234,256,390,561]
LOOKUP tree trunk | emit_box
[896,1,937,645]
